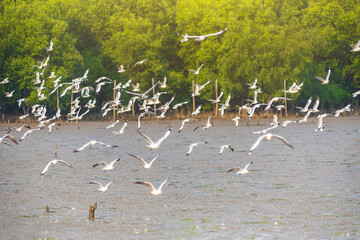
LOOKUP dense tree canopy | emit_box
[0,0,359,116]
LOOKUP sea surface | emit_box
[0,116,359,239]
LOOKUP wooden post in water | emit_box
[88,202,97,221]
[284,79,287,116]
[215,79,218,118]
[192,80,195,113]
[113,80,116,122]
[66,89,74,123]
[54,144,57,158]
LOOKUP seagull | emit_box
[89,181,115,192]
[248,103,267,119]
[134,59,149,68]
[193,116,212,131]
[187,62,204,75]
[74,140,118,152]
[13,125,31,132]
[19,128,42,142]
[295,97,312,112]
[311,97,320,112]
[252,123,279,135]
[45,40,53,51]
[352,90,360,97]
[0,132,19,146]
[178,118,195,133]
[123,82,158,100]
[227,162,253,175]
[248,133,294,155]
[186,142,208,156]
[350,40,360,52]
[281,120,297,128]
[96,81,112,93]
[19,113,30,120]
[275,105,285,111]
[131,82,140,92]
[333,104,352,117]
[180,28,226,41]
[270,115,278,126]
[246,78,258,89]
[172,101,189,110]
[128,154,159,169]
[0,78,9,84]
[17,98,29,107]
[192,105,202,115]
[137,128,172,150]
[313,67,331,84]
[40,159,73,176]
[117,65,125,72]
[4,90,15,98]
[208,90,224,104]
[197,80,211,91]
[232,116,241,128]
[219,145,234,155]
[112,120,128,135]
[159,76,167,88]
[315,113,332,132]
[264,97,291,111]
[297,110,312,123]
[105,120,120,130]
[48,122,60,133]
[49,72,56,79]
[69,108,90,121]
[91,158,120,171]
[134,178,168,195]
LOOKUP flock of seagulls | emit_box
[0,33,359,225]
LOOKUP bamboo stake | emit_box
[152,78,156,111]
[192,80,195,112]
[215,79,218,118]
[284,79,287,116]
[113,80,116,122]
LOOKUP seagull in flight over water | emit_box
[89,180,115,192]
[73,140,118,152]
[134,178,168,195]
[248,133,294,155]
[313,67,331,85]
[40,159,73,176]
[227,162,253,175]
[128,154,159,169]
[137,128,172,149]
[91,158,120,171]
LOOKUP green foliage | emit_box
[1,0,359,114]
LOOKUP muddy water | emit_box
[0,116,359,239]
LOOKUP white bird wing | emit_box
[243,162,253,171]
[219,145,225,155]
[119,121,128,132]
[203,28,226,37]
[197,62,204,72]
[272,134,294,149]
[74,141,92,152]
[136,181,156,192]
[129,154,147,166]
[158,178,168,191]
[248,135,267,155]
[137,131,155,145]
[57,160,74,168]
[104,180,115,188]
[155,128,172,145]
[89,181,104,188]
[41,160,54,175]
[313,75,326,83]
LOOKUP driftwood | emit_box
[88,202,97,221]
[45,205,49,213]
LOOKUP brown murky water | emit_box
[0,116,359,239]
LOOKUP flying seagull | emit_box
[40,159,73,176]
[219,145,234,155]
[128,154,159,169]
[178,118,195,133]
[350,40,360,52]
[313,67,331,84]
[137,128,172,149]
[0,132,19,146]
[73,140,118,152]
[248,133,294,155]
[134,178,168,195]
[89,180,115,192]
[227,162,253,175]
[186,142,208,156]
[134,59,149,67]
[187,62,204,75]
[180,28,226,42]
[91,158,120,171]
